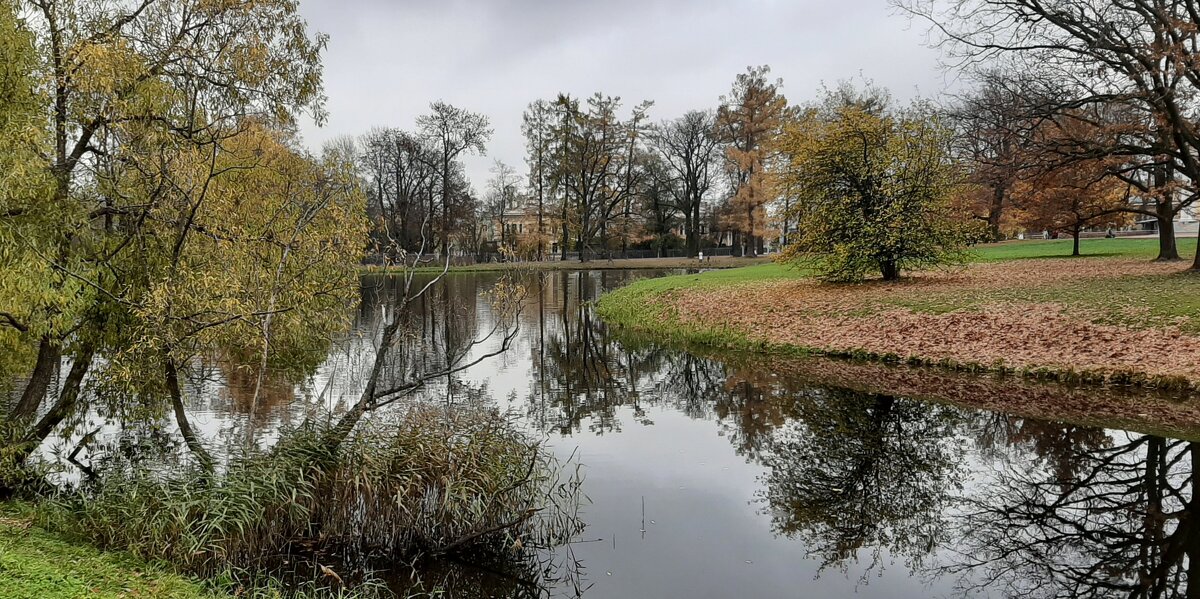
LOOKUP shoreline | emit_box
[596,243,1200,397]
[635,345,1200,440]
[361,255,773,273]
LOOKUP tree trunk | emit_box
[560,215,568,262]
[880,259,900,281]
[9,337,59,424]
[1156,208,1180,262]
[11,346,94,467]
[165,356,214,472]
[1072,228,1081,256]
[1153,163,1181,261]
[441,153,450,257]
[986,185,1005,242]
[690,200,701,258]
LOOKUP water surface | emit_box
[163,270,1200,597]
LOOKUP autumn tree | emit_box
[0,0,53,407]
[947,70,1044,241]
[417,101,492,257]
[716,66,790,256]
[0,0,347,482]
[105,123,367,469]
[650,110,722,257]
[774,91,972,281]
[549,93,652,261]
[522,99,555,259]
[1014,119,1131,256]
[899,0,1200,266]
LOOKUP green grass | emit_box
[593,262,800,352]
[600,238,1198,303]
[970,236,1197,262]
[0,504,221,599]
[596,236,1200,389]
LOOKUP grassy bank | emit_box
[0,504,220,599]
[596,237,1200,392]
[362,255,772,274]
[4,404,580,598]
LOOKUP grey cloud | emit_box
[297,0,950,193]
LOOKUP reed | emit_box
[41,403,583,596]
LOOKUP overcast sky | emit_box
[295,0,952,194]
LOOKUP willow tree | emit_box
[94,123,367,469]
[0,0,56,409]
[1,0,336,481]
[774,92,972,282]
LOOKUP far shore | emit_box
[362,254,774,273]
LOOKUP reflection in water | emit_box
[760,391,965,577]
[172,270,1198,598]
[950,425,1198,599]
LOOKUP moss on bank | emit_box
[596,238,1200,394]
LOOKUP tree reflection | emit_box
[758,390,966,576]
[196,267,1200,598]
[948,426,1200,599]
[526,271,668,435]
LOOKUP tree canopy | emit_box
[774,92,973,281]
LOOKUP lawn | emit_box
[596,237,1200,391]
[0,505,220,599]
[972,236,1198,262]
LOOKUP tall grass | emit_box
[39,404,583,597]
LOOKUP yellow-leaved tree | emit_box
[0,0,364,479]
[773,87,974,281]
[716,65,790,257]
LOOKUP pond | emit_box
[136,270,1200,597]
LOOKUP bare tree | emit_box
[324,220,522,449]
[946,70,1045,241]
[899,0,1200,265]
[358,128,439,259]
[417,101,492,258]
[486,159,521,251]
[651,110,722,257]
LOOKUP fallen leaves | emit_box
[667,258,1200,387]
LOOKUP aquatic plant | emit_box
[41,403,583,596]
